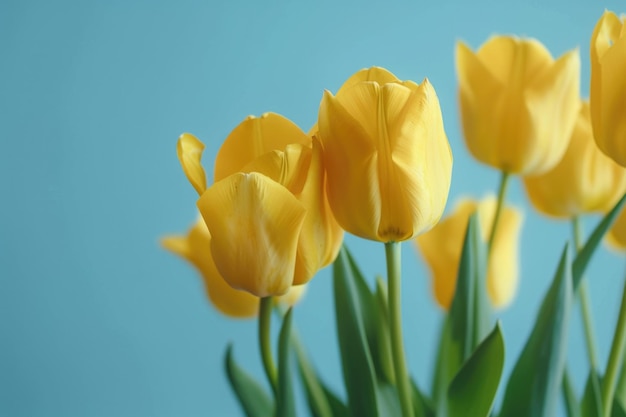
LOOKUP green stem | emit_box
[487,171,511,256]
[385,241,415,417]
[572,216,600,371]
[259,296,278,397]
[602,266,626,417]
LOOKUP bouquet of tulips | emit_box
[162,10,626,417]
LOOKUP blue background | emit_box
[2,1,626,416]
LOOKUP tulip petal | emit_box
[336,66,400,95]
[162,220,259,318]
[198,172,306,297]
[214,112,311,182]
[177,133,208,195]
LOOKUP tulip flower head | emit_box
[175,114,342,298]
[524,100,626,218]
[161,218,306,318]
[415,196,523,310]
[456,36,581,175]
[318,67,453,242]
[590,10,626,167]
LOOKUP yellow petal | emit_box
[161,219,259,318]
[241,142,344,285]
[177,133,208,195]
[524,101,626,217]
[276,284,307,307]
[214,112,311,182]
[336,66,401,95]
[198,172,306,297]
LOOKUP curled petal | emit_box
[198,172,306,297]
[177,133,208,195]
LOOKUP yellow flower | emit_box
[456,36,580,175]
[317,67,453,242]
[415,196,523,310]
[176,113,343,296]
[161,218,306,318]
[590,11,626,167]
[524,100,626,218]
[607,206,626,251]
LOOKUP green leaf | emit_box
[447,323,505,417]
[374,277,396,384]
[613,398,626,417]
[499,244,573,417]
[333,245,379,417]
[432,213,492,413]
[224,344,274,417]
[580,370,604,417]
[573,193,626,290]
[562,368,582,417]
[277,309,295,417]
[411,379,435,417]
[293,333,344,417]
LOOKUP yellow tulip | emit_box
[607,206,626,251]
[318,68,453,242]
[214,112,311,182]
[456,36,580,175]
[242,140,344,285]
[524,100,626,218]
[161,218,306,318]
[590,11,626,167]
[415,196,523,310]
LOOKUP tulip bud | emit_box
[524,100,626,218]
[456,36,580,175]
[318,67,453,242]
[590,11,626,167]
[415,196,523,310]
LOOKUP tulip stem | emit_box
[259,296,278,397]
[572,216,600,371]
[602,265,626,417]
[487,171,511,255]
[385,241,415,417]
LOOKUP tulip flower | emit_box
[456,36,580,175]
[590,11,626,167]
[161,218,306,317]
[524,100,626,218]
[415,196,523,309]
[318,67,453,242]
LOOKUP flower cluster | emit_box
[162,9,626,417]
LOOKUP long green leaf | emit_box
[277,309,295,417]
[499,244,573,417]
[333,245,379,417]
[433,213,491,414]
[447,323,505,417]
[224,344,274,417]
[411,379,435,417]
[562,369,582,417]
[573,193,626,290]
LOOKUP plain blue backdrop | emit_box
[2,1,626,416]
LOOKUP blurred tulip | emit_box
[318,67,453,242]
[590,11,626,166]
[161,218,306,318]
[524,100,626,218]
[456,36,580,175]
[415,196,523,309]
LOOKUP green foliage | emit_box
[224,345,274,417]
[499,245,573,417]
[277,309,295,417]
